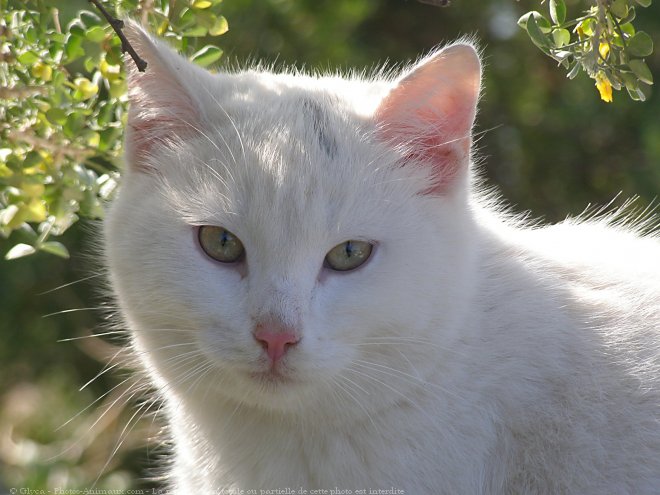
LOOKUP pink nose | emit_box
[254,325,300,363]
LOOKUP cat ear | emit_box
[375,44,481,193]
[123,21,206,172]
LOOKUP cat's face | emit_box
[105,23,481,413]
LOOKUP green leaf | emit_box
[85,25,106,43]
[627,31,654,57]
[179,7,195,25]
[0,205,20,226]
[525,15,551,50]
[635,0,652,7]
[99,127,122,152]
[17,50,39,65]
[5,243,37,260]
[183,26,208,37]
[638,81,653,99]
[551,50,571,66]
[209,16,229,36]
[25,25,38,44]
[191,45,223,67]
[552,28,570,47]
[82,130,101,148]
[64,34,85,61]
[619,8,636,26]
[79,10,101,28]
[84,56,96,72]
[108,79,126,98]
[46,108,68,125]
[0,163,12,178]
[629,59,654,84]
[621,71,639,91]
[620,22,636,37]
[549,0,566,25]
[567,61,581,79]
[579,18,596,36]
[518,12,552,34]
[610,0,629,18]
[68,19,85,37]
[39,241,70,258]
[23,150,43,169]
[627,85,647,101]
[64,112,85,138]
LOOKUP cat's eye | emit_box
[198,226,245,263]
[325,240,373,272]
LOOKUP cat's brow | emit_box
[302,98,338,158]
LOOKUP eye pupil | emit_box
[198,226,245,263]
[345,241,353,257]
[325,240,373,272]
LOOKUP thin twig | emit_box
[0,85,48,99]
[52,7,62,34]
[138,0,155,25]
[417,0,451,6]
[6,129,94,161]
[87,0,148,72]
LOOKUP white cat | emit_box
[104,21,660,494]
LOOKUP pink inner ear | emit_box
[126,82,198,170]
[123,23,202,172]
[375,45,481,193]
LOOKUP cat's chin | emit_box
[222,370,319,412]
[247,368,298,385]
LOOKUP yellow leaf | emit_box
[100,58,121,81]
[6,204,28,229]
[21,183,45,198]
[0,163,13,178]
[210,16,229,36]
[25,199,47,223]
[595,72,613,103]
[31,62,52,82]
[192,0,212,8]
[109,79,127,99]
[157,19,170,36]
[74,77,98,100]
[599,42,610,60]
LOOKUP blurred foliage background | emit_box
[1,0,659,491]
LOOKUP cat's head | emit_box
[105,22,481,415]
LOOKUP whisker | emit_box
[353,359,428,385]
[58,331,126,342]
[337,373,371,396]
[344,366,437,425]
[56,376,133,432]
[48,379,143,461]
[80,354,122,391]
[38,273,104,295]
[93,397,154,487]
[354,337,471,358]
[331,376,381,435]
[352,359,463,401]
[42,307,106,318]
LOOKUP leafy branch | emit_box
[519,0,654,102]
[88,0,148,72]
[0,0,228,260]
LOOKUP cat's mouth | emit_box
[248,368,296,385]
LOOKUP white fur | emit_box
[105,23,660,493]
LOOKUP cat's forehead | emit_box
[159,70,428,258]
[205,101,387,234]
[207,70,387,120]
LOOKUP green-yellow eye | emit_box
[198,226,245,263]
[325,240,373,272]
